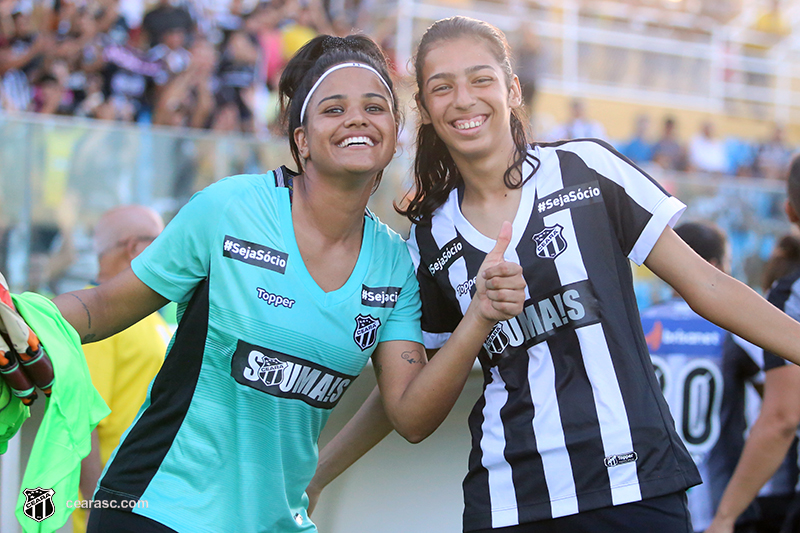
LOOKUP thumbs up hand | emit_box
[473,221,526,323]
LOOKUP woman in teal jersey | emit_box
[1,34,526,532]
[309,17,800,533]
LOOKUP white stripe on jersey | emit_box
[786,277,800,321]
[732,335,764,369]
[548,141,685,265]
[541,148,642,506]
[576,324,642,505]
[433,199,471,315]
[527,341,579,518]
[434,195,520,525]
[482,366,519,528]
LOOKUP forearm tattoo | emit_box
[68,293,95,342]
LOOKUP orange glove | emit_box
[0,272,54,405]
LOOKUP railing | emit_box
[389,0,800,123]
[0,113,790,302]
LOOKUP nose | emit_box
[453,81,476,110]
[344,106,369,127]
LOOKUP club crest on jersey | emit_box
[232,340,356,409]
[483,323,510,357]
[255,355,289,387]
[353,314,381,351]
[533,224,567,259]
[22,487,55,522]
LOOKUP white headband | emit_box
[299,62,393,123]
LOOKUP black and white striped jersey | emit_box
[763,267,800,372]
[407,140,701,531]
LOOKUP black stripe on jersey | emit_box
[412,222,462,335]
[538,138,671,195]
[764,268,800,370]
[464,377,493,530]
[555,150,654,258]
[95,279,210,504]
[515,209,611,514]
[558,149,699,499]
[506,206,564,519]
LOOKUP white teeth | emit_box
[338,136,374,147]
[455,118,484,130]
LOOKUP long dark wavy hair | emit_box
[397,16,537,223]
[278,34,400,191]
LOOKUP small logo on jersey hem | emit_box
[223,235,288,274]
[361,285,401,308]
[231,340,356,409]
[604,451,638,468]
[22,487,55,522]
[354,314,381,351]
[533,224,567,259]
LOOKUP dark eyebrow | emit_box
[317,93,390,106]
[317,94,345,105]
[425,65,496,87]
[364,92,390,103]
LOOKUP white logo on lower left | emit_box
[22,487,55,522]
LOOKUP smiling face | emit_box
[294,66,397,182]
[418,37,521,164]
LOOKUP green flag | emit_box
[11,292,109,533]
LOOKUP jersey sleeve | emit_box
[131,178,237,303]
[407,225,462,350]
[377,249,423,345]
[570,140,686,265]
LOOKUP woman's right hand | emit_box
[472,221,526,324]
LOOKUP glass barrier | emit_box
[0,113,791,311]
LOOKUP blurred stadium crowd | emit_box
[0,0,796,179]
[0,0,395,133]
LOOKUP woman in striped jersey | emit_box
[310,16,800,533]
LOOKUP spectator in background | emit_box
[32,70,72,115]
[756,125,794,181]
[652,116,686,171]
[688,121,729,174]
[0,3,53,111]
[215,8,263,132]
[141,0,194,48]
[514,23,541,130]
[641,221,735,532]
[280,0,332,61]
[619,114,653,165]
[152,36,215,128]
[546,97,606,141]
[147,25,191,80]
[75,205,169,533]
[707,155,800,533]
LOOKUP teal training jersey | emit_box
[95,168,422,532]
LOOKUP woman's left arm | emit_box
[645,226,800,364]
